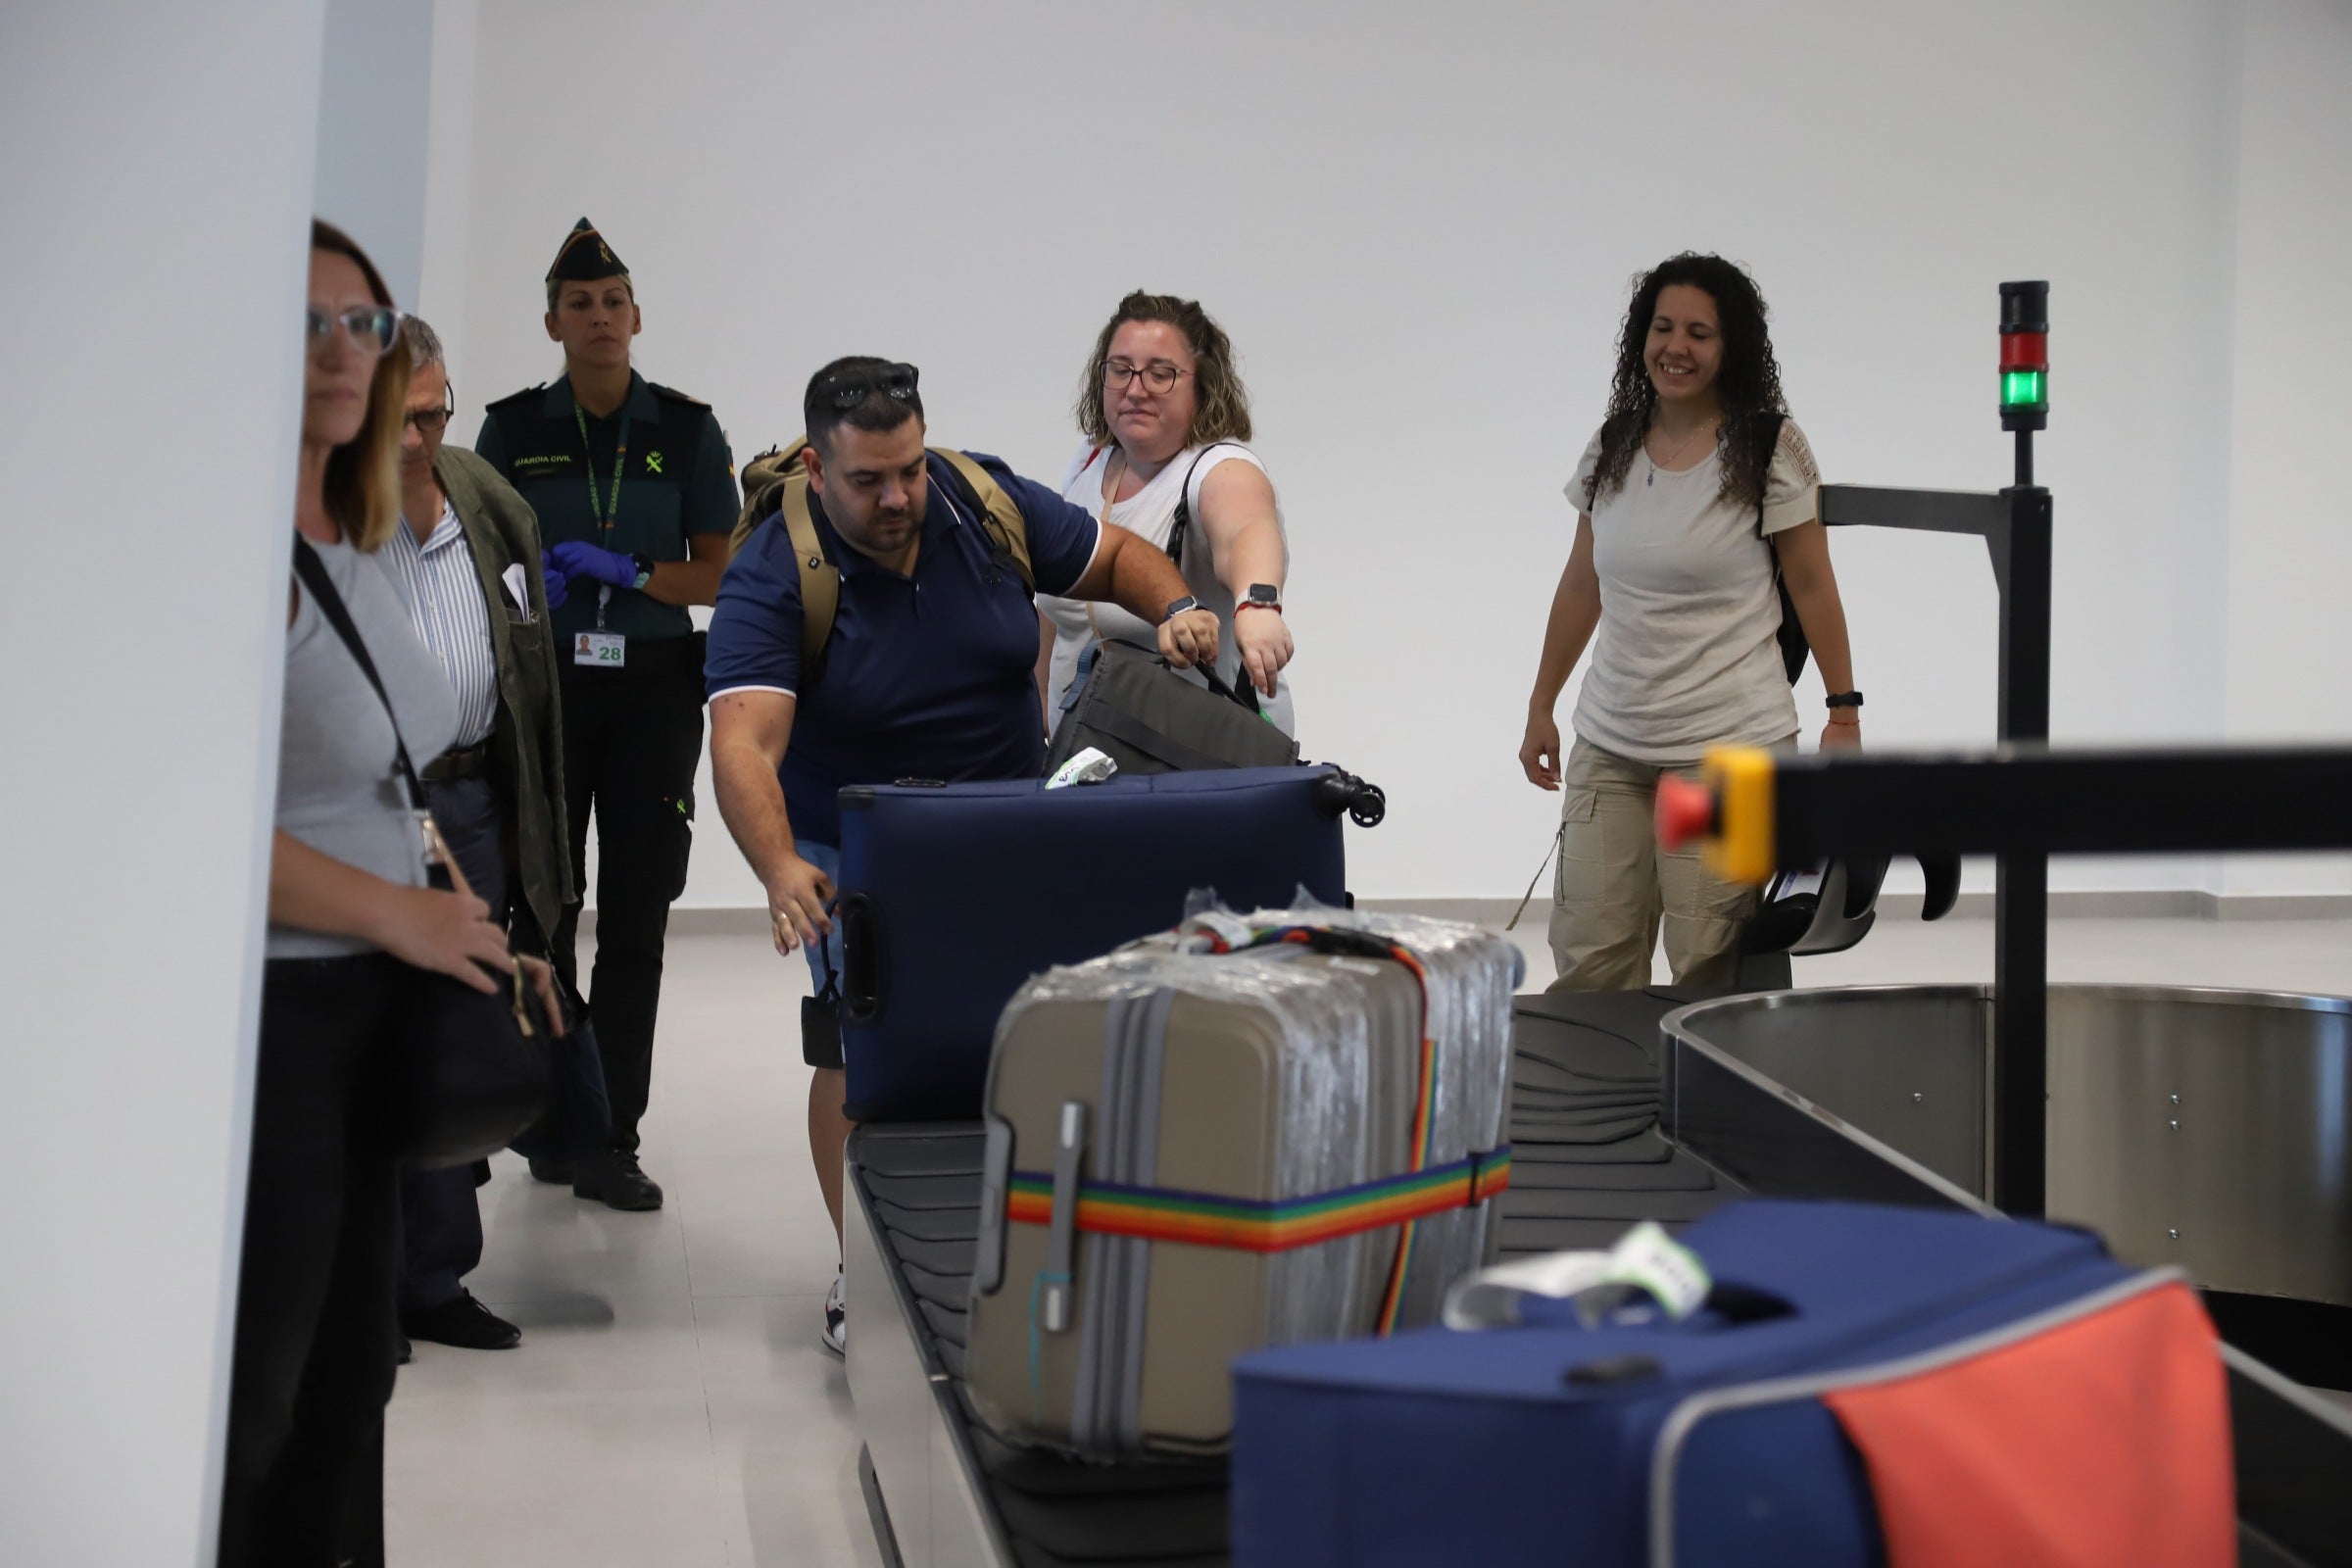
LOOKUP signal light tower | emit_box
[1991,279,2052,1214]
[2000,280,2050,484]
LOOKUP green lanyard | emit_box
[572,394,631,629]
[572,397,631,540]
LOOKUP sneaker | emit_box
[401,1292,521,1351]
[821,1271,846,1356]
[573,1149,663,1211]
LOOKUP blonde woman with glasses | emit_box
[221,221,561,1566]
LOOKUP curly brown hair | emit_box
[1583,253,1788,513]
[1076,291,1252,449]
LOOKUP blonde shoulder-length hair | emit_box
[311,220,410,552]
[1075,290,1252,451]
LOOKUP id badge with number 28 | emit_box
[573,631,625,668]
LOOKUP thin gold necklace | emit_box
[1646,416,1719,485]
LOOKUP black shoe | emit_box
[527,1156,577,1186]
[401,1292,521,1351]
[574,1150,663,1211]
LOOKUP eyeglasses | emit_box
[403,401,455,434]
[816,362,920,411]
[1104,359,1191,394]
[307,305,405,358]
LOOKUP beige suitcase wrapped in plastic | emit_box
[964,907,1521,1458]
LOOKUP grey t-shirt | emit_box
[269,536,461,959]
[1566,421,1821,764]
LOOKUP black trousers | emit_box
[396,775,505,1314]
[551,640,702,1152]
[220,954,405,1567]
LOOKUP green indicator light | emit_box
[2002,368,2046,408]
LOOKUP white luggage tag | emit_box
[1047,747,1119,789]
[1443,1222,1712,1331]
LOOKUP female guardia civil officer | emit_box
[475,219,739,1210]
[1519,252,1862,992]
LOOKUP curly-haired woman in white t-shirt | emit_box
[1520,253,1863,992]
[1038,290,1298,735]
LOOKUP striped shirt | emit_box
[380,497,500,749]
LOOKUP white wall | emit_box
[0,4,327,1562]
[2214,0,2352,902]
[430,0,2343,907]
[313,0,437,304]
[417,0,481,335]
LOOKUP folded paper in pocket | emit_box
[501,562,533,619]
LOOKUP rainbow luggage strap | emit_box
[1005,923,1511,1335]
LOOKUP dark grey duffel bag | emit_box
[1045,638,1299,776]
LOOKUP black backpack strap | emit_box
[1164,444,1225,569]
[291,536,426,812]
[1749,415,1810,686]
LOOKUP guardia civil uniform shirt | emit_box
[474,371,738,645]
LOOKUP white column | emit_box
[0,3,327,1562]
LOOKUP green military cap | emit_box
[547,217,625,282]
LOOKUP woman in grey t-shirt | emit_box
[1519,253,1864,991]
[218,223,555,1565]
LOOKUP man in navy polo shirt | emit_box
[707,357,1218,1351]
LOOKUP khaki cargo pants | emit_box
[1545,735,1784,992]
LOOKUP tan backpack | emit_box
[730,439,1035,670]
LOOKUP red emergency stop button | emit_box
[1655,773,1718,852]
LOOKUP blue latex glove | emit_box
[549,538,637,590]
[539,555,569,611]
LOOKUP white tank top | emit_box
[1040,439,1297,737]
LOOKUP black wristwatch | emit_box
[1825,690,1865,710]
[629,553,657,591]
[1163,595,1201,623]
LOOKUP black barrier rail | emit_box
[1749,739,2352,1222]
[1767,746,2352,862]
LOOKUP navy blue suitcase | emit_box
[834,764,1378,1121]
[1231,1200,2233,1568]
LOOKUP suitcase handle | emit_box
[839,891,886,1025]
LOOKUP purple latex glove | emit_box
[539,554,569,611]
[549,538,637,590]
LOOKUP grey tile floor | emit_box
[386,914,2352,1566]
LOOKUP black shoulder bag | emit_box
[290,537,553,1170]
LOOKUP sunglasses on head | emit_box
[816,362,920,411]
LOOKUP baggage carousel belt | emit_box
[858,1128,1235,1568]
[851,992,1725,1566]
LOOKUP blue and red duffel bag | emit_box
[1232,1200,2233,1568]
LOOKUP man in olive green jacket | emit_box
[384,319,610,1352]
[432,446,573,937]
